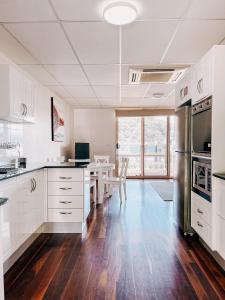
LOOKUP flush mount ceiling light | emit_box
[103,2,137,25]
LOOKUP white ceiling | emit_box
[0,0,225,108]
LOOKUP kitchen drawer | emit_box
[48,182,83,196]
[48,209,83,222]
[191,211,211,246]
[191,192,211,225]
[48,169,84,182]
[48,196,83,209]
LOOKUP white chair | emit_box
[93,155,110,177]
[94,155,109,164]
[103,157,129,203]
[90,155,110,203]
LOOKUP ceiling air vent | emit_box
[129,67,185,84]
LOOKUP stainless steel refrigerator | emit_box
[173,105,192,234]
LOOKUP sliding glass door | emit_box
[117,116,174,178]
[144,116,168,176]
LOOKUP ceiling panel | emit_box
[4,23,78,64]
[139,98,175,107]
[63,22,119,64]
[45,65,88,85]
[145,83,175,98]
[100,99,121,107]
[0,0,56,22]
[51,0,190,21]
[52,0,103,21]
[122,20,178,65]
[76,98,100,106]
[65,85,95,98]
[93,86,119,98]
[46,85,72,99]
[64,98,80,106]
[186,0,225,19]
[139,0,190,19]
[20,65,58,85]
[122,84,149,98]
[0,25,37,64]
[121,65,130,85]
[121,98,141,107]
[84,65,120,85]
[163,20,225,64]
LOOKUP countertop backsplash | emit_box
[0,121,23,167]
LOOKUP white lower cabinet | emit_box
[47,168,90,225]
[0,209,4,300]
[0,178,17,261]
[0,170,44,262]
[214,215,225,260]
[212,177,225,259]
[191,192,212,247]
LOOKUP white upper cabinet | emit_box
[0,65,37,123]
[191,50,213,104]
[175,70,192,107]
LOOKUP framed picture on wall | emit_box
[51,97,65,142]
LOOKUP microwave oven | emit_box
[192,157,211,202]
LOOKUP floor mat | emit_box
[150,180,174,201]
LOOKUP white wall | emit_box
[74,109,116,163]
[0,52,74,164]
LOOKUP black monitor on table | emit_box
[75,142,90,160]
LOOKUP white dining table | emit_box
[87,162,115,204]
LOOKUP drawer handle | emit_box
[59,177,72,180]
[197,221,203,228]
[59,212,72,215]
[59,187,72,190]
[59,201,72,204]
[197,208,203,214]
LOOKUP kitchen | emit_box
[1,0,225,299]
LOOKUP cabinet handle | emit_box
[197,221,203,228]
[21,103,26,116]
[24,104,28,116]
[59,187,72,190]
[180,88,184,99]
[59,177,72,180]
[31,178,34,192]
[197,78,203,94]
[59,201,72,204]
[59,212,72,215]
[33,178,37,191]
[197,208,203,214]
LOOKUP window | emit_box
[117,115,175,178]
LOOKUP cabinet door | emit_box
[0,179,17,261]
[31,170,44,231]
[10,67,24,119]
[0,220,4,300]
[23,76,36,123]
[215,215,225,260]
[175,72,191,107]
[15,174,34,247]
[192,51,213,104]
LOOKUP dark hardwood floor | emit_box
[4,180,225,300]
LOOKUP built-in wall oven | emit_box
[192,157,211,202]
[192,97,212,155]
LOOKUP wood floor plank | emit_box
[4,180,225,300]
